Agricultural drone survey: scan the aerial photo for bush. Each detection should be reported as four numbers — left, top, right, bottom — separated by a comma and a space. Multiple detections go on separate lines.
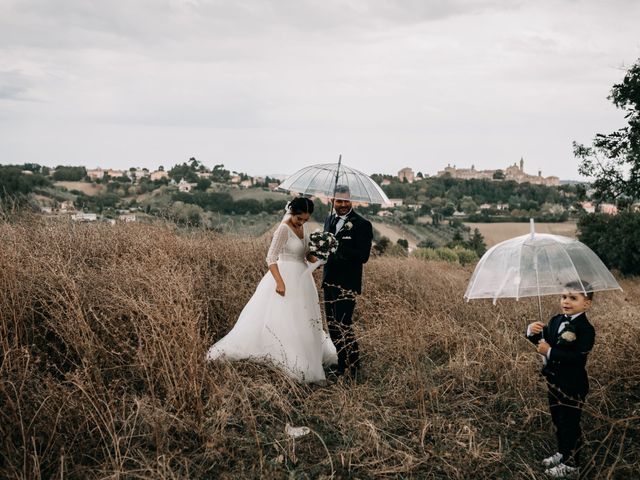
578, 212, 640, 275
453, 247, 479, 266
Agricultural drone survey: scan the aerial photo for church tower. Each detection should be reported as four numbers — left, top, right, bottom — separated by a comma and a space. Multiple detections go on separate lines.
520, 157, 524, 172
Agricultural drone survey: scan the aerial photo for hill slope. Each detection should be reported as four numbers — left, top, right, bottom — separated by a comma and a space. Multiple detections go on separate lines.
0, 219, 638, 478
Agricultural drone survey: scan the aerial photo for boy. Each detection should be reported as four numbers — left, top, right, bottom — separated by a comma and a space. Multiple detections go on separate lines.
526, 281, 595, 478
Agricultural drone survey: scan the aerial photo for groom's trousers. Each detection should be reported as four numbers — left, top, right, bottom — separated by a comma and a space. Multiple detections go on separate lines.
323, 285, 359, 374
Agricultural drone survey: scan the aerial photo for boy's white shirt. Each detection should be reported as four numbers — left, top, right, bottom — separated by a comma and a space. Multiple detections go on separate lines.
527, 312, 584, 360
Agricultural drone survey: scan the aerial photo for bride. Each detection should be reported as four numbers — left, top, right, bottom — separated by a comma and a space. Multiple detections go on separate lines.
207, 197, 338, 383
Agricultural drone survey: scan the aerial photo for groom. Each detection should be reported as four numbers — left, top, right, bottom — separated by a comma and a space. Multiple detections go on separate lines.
323, 185, 373, 380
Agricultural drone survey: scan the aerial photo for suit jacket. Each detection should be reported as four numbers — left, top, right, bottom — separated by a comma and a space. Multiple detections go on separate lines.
322, 210, 373, 294
527, 313, 595, 396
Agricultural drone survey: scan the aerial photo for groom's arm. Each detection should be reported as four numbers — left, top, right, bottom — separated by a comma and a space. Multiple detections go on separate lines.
335, 220, 373, 264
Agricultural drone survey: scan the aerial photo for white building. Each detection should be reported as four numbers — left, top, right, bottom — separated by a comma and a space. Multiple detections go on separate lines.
72, 212, 98, 222
178, 178, 197, 192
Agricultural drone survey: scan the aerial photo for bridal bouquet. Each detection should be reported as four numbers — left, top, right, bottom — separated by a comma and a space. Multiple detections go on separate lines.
309, 230, 338, 261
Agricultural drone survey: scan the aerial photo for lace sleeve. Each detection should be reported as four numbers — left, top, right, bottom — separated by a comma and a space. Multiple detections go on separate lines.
266, 224, 289, 266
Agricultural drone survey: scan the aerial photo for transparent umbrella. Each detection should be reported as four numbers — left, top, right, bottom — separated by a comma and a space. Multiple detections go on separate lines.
464, 219, 622, 321
276, 155, 391, 206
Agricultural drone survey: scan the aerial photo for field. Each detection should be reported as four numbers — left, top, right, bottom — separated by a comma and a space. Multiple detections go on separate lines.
54, 181, 105, 196
371, 220, 421, 249
464, 222, 578, 247
1, 218, 638, 479
228, 188, 290, 201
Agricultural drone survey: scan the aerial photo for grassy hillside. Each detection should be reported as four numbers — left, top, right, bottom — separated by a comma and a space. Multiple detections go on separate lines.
0, 218, 638, 478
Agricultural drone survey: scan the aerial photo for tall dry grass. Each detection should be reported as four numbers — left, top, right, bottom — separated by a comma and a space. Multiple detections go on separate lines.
0, 216, 638, 479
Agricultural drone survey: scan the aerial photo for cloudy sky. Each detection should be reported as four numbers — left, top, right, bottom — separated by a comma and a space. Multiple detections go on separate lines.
1, 0, 639, 180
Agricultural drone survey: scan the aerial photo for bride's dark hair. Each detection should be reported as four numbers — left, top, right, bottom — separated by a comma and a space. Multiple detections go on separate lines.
289, 197, 314, 215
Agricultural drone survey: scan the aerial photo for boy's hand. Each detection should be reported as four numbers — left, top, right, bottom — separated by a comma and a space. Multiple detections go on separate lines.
529, 322, 545, 335
537, 339, 550, 356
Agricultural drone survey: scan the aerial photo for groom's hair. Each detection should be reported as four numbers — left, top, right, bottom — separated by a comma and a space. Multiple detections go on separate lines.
290, 196, 314, 215
334, 185, 351, 196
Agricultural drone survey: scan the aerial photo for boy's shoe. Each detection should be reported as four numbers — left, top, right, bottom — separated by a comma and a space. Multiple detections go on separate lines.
545, 463, 579, 478
542, 452, 563, 468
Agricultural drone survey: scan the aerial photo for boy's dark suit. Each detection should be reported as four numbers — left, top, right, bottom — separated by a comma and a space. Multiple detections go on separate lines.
527, 313, 595, 466
322, 210, 373, 375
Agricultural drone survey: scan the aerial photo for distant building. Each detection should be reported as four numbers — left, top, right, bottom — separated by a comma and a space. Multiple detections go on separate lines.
150, 170, 169, 181
382, 198, 404, 208
72, 212, 97, 222
119, 213, 137, 222
398, 167, 415, 183
377, 210, 394, 217
107, 169, 125, 178
268, 182, 280, 190
600, 203, 618, 215
59, 200, 75, 213
239, 179, 253, 188
581, 201, 596, 213
230, 175, 241, 184
127, 169, 149, 182
178, 178, 197, 192
381, 179, 391, 186
437, 157, 560, 186
196, 171, 212, 179
87, 168, 105, 180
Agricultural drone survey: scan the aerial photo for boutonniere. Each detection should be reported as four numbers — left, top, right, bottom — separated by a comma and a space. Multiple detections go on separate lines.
344, 221, 353, 230
557, 323, 577, 346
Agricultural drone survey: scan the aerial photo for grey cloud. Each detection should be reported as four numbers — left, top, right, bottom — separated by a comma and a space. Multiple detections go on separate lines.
0, 70, 38, 100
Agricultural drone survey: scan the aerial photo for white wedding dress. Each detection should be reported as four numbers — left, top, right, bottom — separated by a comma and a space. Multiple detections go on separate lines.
207, 221, 338, 383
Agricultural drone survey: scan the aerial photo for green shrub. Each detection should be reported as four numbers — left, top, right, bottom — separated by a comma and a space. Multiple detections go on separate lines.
454, 248, 479, 265
578, 212, 640, 275
435, 247, 459, 263
412, 247, 439, 261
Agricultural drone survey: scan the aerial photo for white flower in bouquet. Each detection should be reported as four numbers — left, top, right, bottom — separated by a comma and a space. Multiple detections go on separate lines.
308, 230, 338, 260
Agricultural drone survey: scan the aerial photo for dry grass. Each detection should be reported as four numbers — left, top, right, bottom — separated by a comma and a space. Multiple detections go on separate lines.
0, 216, 638, 479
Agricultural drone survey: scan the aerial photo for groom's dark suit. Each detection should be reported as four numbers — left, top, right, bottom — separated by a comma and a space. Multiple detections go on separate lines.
322, 210, 373, 375
527, 312, 595, 465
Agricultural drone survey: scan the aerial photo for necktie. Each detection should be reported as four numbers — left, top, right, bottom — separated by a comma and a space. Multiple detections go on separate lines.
330, 215, 339, 234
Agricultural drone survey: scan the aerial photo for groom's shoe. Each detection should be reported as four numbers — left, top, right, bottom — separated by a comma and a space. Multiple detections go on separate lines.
341, 367, 362, 385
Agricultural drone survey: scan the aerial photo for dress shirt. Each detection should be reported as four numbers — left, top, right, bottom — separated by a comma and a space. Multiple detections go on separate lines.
334, 209, 352, 232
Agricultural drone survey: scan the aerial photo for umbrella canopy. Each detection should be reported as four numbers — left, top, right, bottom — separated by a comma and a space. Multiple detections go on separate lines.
276, 161, 391, 205
464, 222, 621, 304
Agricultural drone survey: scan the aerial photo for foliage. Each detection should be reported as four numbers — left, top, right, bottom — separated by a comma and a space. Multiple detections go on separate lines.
52, 165, 87, 181
577, 212, 640, 275
372, 236, 391, 255
396, 238, 409, 250
411, 246, 478, 265
575, 58, 640, 207
0, 165, 50, 200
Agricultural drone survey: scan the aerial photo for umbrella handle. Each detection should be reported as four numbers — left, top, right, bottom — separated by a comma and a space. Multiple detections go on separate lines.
330, 154, 342, 214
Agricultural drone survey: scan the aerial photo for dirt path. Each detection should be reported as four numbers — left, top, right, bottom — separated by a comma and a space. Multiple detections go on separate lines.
370, 221, 419, 249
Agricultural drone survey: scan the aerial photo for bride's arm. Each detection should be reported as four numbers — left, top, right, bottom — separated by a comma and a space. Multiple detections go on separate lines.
266, 224, 288, 296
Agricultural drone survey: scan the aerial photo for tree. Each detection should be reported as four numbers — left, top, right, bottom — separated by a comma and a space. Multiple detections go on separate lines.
575, 58, 640, 208
373, 236, 391, 255
492, 169, 505, 180
397, 238, 409, 250
52, 166, 87, 181
467, 228, 487, 256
